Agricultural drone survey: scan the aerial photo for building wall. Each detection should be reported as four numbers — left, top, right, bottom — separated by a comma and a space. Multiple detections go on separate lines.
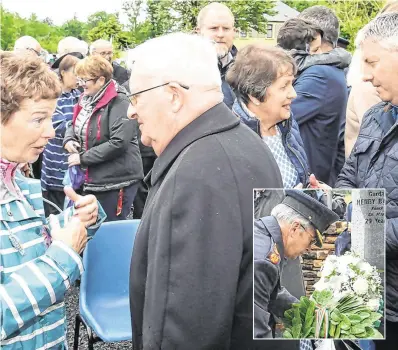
235, 21, 281, 48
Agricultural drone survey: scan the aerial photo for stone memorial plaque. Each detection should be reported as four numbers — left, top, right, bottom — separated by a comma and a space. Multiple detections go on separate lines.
351, 189, 385, 271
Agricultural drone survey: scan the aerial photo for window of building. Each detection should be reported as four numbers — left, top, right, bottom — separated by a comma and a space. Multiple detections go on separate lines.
266, 24, 273, 39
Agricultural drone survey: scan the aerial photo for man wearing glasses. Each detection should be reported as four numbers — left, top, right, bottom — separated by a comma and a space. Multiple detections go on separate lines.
90, 39, 131, 86
128, 32, 283, 349
254, 189, 339, 339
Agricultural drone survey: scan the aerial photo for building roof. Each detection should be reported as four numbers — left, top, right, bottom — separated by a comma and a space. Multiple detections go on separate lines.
264, 1, 300, 22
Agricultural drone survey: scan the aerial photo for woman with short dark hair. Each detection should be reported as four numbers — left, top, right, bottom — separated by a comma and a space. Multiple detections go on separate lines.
226, 44, 310, 188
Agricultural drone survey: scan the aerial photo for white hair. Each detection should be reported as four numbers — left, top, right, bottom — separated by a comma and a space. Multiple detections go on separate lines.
356, 12, 398, 51
271, 204, 315, 234
58, 36, 88, 56
14, 36, 40, 51
131, 32, 221, 87
90, 39, 113, 55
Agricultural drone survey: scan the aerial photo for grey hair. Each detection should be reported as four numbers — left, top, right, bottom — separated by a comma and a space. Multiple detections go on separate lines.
298, 5, 340, 47
271, 204, 315, 234
226, 44, 296, 105
356, 12, 398, 51
90, 39, 113, 55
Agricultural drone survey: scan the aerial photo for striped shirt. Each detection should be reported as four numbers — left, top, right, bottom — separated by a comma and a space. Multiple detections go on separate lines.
1, 173, 106, 349
41, 90, 80, 191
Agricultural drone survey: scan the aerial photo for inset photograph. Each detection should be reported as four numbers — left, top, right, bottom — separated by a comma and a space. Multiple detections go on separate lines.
253, 188, 385, 341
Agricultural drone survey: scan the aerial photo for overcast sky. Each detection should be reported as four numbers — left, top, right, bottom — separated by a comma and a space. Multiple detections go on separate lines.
2, 0, 131, 25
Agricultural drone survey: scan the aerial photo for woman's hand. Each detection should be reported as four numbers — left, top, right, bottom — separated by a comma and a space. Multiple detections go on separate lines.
64, 187, 98, 227
68, 153, 81, 167
65, 141, 80, 153
51, 217, 88, 254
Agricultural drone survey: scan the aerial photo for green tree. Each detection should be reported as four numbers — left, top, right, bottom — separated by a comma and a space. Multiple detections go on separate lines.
87, 11, 120, 30
61, 15, 88, 40
123, 0, 277, 44
87, 15, 133, 49
0, 7, 19, 50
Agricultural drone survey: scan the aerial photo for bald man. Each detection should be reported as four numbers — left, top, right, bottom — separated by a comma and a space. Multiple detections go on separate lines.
90, 39, 131, 86
196, 2, 237, 109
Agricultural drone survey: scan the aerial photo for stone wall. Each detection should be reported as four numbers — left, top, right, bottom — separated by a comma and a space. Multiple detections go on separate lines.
301, 221, 349, 296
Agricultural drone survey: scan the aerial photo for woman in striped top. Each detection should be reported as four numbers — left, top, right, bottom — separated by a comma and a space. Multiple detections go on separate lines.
0, 51, 105, 349
41, 54, 81, 216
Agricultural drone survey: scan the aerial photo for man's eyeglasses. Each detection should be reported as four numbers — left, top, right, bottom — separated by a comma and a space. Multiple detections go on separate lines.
99, 51, 113, 57
300, 224, 317, 246
77, 77, 97, 85
128, 82, 189, 106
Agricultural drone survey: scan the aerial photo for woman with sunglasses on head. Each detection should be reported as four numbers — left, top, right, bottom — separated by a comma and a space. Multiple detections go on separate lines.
41, 53, 82, 216
64, 55, 143, 221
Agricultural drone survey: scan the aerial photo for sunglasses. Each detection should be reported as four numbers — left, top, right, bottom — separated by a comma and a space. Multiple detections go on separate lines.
128, 82, 189, 106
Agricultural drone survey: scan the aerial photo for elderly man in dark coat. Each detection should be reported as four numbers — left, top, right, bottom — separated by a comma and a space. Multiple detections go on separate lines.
127, 32, 283, 349
254, 189, 339, 338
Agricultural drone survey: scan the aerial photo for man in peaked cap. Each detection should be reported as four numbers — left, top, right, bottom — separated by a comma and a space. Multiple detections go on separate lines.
254, 189, 339, 339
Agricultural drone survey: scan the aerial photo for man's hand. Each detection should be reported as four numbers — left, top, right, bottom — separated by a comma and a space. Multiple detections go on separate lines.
51, 217, 87, 254
68, 153, 81, 167
308, 174, 332, 191
64, 187, 98, 227
65, 141, 80, 153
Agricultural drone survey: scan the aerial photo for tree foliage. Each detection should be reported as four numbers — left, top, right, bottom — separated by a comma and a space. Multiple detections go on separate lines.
0, 0, 388, 53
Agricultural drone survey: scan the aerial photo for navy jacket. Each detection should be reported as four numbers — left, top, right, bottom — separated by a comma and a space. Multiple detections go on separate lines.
233, 99, 310, 187
336, 103, 398, 322
291, 65, 348, 186
219, 45, 237, 109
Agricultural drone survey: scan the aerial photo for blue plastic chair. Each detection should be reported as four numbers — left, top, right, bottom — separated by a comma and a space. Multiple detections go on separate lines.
73, 219, 140, 350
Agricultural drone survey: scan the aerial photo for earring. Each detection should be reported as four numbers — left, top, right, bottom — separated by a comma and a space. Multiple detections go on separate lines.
255, 101, 260, 106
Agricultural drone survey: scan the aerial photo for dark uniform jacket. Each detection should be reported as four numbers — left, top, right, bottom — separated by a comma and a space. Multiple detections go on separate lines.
129, 103, 283, 349
254, 216, 298, 339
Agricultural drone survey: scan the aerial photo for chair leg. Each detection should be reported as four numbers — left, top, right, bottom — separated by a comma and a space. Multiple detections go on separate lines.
87, 326, 95, 350
73, 315, 81, 350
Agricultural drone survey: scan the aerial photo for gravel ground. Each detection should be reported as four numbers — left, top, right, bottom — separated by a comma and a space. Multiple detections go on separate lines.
65, 285, 132, 350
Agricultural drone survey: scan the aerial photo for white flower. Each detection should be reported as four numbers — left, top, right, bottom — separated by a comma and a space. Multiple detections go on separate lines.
314, 278, 329, 291
329, 276, 343, 291
353, 277, 369, 295
367, 298, 380, 311
321, 262, 335, 277
358, 261, 373, 275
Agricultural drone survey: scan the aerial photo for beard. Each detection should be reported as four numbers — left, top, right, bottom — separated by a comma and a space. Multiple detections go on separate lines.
214, 43, 230, 60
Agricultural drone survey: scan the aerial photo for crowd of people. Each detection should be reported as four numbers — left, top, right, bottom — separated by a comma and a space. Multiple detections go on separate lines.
1, 1, 398, 349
